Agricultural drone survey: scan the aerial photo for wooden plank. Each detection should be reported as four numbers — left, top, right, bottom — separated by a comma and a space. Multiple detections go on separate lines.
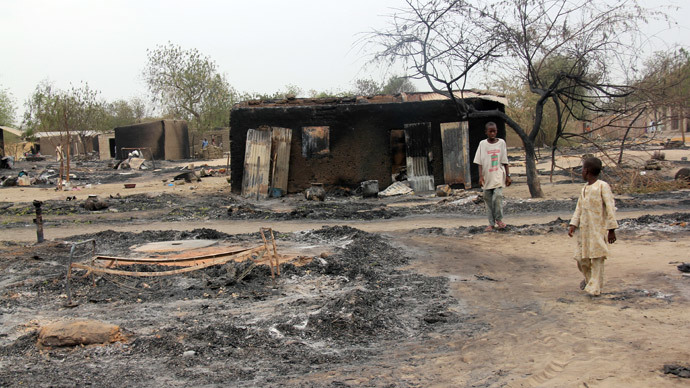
71, 250, 267, 277
460, 121, 472, 189
94, 247, 260, 267
440, 122, 464, 185
271, 127, 292, 192
241, 129, 271, 199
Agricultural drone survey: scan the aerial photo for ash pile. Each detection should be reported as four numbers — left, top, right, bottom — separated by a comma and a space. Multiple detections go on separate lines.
0, 226, 480, 387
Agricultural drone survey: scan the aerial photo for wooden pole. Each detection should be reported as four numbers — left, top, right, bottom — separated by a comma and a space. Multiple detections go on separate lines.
33, 200, 44, 243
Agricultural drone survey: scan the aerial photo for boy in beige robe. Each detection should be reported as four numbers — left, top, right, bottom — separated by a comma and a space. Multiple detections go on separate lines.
568, 157, 618, 296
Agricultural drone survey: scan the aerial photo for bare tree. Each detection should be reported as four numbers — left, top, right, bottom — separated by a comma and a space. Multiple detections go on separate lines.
23, 81, 108, 188
367, 0, 659, 197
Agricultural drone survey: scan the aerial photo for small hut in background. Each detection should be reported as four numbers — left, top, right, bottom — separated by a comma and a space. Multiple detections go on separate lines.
114, 120, 189, 160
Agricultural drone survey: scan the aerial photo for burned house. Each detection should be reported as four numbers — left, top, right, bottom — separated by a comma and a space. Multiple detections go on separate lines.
229, 92, 506, 198
97, 132, 116, 160
1, 126, 24, 157
32, 131, 99, 157
114, 120, 190, 160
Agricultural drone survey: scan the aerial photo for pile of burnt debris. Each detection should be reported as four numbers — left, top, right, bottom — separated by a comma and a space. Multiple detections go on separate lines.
408, 212, 690, 237
2, 189, 689, 232
0, 157, 227, 189
0, 226, 481, 387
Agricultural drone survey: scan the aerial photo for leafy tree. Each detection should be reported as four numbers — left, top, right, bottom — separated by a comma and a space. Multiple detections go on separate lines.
0, 86, 16, 127
351, 75, 417, 96
636, 48, 689, 133
368, 0, 658, 197
143, 42, 237, 131
307, 89, 347, 98
241, 84, 306, 101
381, 75, 417, 94
352, 78, 382, 96
107, 97, 152, 129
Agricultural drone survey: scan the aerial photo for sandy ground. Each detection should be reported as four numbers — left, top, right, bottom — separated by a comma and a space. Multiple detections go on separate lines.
1, 147, 689, 387
390, 232, 690, 387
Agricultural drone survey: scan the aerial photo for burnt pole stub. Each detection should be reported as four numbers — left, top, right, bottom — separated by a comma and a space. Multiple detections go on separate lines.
33, 200, 44, 243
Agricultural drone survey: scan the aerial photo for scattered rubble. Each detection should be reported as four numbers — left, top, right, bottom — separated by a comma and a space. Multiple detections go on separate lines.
663, 364, 690, 378
378, 181, 413, 197
304, 183, 326, 201
0, 226, 470, 387
676, 167, 690, 183
83, 195, 109, 211
38, 320, 127, 348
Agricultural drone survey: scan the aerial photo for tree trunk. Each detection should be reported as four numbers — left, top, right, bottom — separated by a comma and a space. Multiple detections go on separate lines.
522, 139, 544, 198
618, 108, 646, 165
65, 131, 71, 183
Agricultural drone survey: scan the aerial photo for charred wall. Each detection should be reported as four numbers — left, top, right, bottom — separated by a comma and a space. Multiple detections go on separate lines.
114, 120, 189, 160
37, 134, 96, 157
162, 120, 190, 160
230, 99, 504, 194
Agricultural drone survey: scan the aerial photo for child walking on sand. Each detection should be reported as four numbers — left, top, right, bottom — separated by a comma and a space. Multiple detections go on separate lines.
473, 122, 512, 231
568, 157, 618, 296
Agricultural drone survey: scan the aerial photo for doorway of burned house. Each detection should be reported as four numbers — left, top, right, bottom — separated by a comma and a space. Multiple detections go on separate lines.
396, 122, 434, 192
108, 138, 116, 158
389, 129, 406, 182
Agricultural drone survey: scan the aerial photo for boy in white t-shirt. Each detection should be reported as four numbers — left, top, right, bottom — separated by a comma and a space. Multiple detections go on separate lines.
473, 122, 512, 231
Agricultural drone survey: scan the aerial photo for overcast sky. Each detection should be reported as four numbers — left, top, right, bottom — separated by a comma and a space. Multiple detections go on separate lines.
1, 0, 689, 126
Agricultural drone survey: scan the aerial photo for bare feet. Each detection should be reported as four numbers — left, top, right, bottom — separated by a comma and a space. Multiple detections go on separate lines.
496, 221, 507, 229
485, 225, 494, 232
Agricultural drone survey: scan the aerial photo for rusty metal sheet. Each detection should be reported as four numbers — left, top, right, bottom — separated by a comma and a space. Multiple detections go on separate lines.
460, 121, 471, 189
440, 121, 471, 188
302, 126, 329, 158
271, 127, 292, 192
241, 129, 271, 199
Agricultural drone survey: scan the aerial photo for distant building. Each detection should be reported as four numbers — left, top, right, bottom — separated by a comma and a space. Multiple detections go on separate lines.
114, 120, 190, 160
0, 126, 23, 157
32, 131, 99, 157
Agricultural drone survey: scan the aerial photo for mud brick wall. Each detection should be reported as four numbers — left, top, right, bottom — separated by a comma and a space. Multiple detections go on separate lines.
97, 133, 115, 160
201, 145, 225, 159
230, 99, 505, 194
162, 120, 190, 160
38, 134, 96, 157
189, 128, 230, 158
115, 120, 189, 160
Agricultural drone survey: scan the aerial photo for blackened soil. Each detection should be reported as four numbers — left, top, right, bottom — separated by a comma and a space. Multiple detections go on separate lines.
0, 226, 479, 387
2, 185, 689, 229
226, 190, 690, 221
408, 212, 690, 238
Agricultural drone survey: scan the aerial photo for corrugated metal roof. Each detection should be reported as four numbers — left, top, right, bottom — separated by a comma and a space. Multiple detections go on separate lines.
0, 126, 23, 137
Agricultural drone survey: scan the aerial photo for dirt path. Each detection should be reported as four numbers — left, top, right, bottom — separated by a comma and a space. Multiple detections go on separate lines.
2, 208, 685, 243
291, 232, 690, 387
